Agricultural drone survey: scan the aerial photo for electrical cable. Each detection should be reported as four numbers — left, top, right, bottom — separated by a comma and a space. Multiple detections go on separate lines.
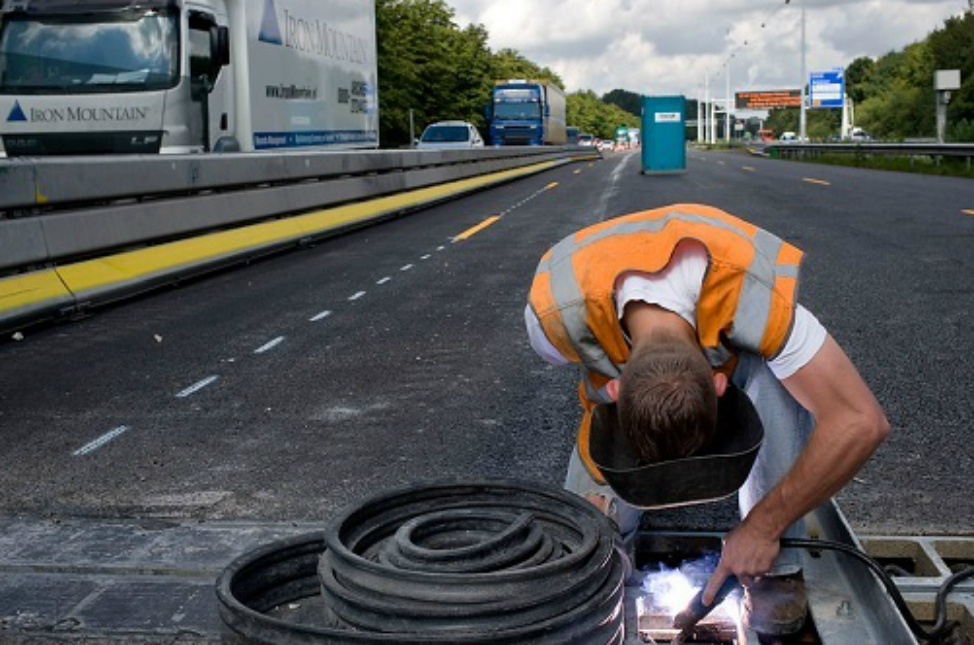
780, 537, 974, 642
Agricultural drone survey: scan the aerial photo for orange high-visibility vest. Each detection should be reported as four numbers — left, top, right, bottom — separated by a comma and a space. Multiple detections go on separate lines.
528, 204, 804, 481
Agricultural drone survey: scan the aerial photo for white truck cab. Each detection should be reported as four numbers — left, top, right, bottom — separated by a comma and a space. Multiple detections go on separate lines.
0, 0, 378, 156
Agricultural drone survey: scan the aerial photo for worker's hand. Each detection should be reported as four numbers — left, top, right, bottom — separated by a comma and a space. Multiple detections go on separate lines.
701, 520, 780, 605
584, 493, 611, 514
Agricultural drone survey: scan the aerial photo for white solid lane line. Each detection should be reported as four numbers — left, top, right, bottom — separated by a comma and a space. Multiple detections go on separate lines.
73, 425, 131, 456
255, 337, 285, 354
176, 375, 219, 398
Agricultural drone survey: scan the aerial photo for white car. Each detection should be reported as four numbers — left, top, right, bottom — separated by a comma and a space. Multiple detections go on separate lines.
416, 121, 485, 150
779, 131, 798, 142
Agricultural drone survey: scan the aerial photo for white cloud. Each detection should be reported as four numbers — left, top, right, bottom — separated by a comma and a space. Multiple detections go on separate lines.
448, 0, 965, 97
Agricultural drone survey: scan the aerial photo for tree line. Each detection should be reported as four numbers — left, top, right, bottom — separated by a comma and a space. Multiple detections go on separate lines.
376, 0, 638, 147
764, 9, 973, 142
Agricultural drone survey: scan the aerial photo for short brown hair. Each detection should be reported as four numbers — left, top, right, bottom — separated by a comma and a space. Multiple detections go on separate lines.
618, 339, 718, 465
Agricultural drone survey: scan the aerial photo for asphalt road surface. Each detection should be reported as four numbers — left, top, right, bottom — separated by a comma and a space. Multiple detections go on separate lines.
2, 149, 973, 540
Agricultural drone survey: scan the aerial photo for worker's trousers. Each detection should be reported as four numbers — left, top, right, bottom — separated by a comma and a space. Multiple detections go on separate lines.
564, 352, 813, 576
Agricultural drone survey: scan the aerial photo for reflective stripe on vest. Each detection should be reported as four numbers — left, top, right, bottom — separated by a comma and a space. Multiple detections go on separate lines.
584, 374, 616, 405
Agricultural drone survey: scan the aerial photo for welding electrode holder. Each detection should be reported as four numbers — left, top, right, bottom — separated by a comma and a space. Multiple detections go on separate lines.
671, 574, 740, 638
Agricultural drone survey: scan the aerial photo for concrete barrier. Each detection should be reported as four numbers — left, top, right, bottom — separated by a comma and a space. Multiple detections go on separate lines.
0, 149, 596, 332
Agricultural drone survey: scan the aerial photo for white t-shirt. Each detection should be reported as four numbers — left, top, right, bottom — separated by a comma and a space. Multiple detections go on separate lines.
525, 240, 827, 380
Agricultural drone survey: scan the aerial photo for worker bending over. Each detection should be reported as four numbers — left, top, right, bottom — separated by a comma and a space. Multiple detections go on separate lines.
525, 203, 889, 636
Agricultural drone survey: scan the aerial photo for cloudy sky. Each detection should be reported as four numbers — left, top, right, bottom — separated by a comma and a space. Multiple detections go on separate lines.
448, 0, 967, 100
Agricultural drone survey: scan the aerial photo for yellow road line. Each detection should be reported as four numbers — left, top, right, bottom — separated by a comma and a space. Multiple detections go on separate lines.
546, 182, 560, 189
0, 270, 73, 312
963, 210, 974, 216
3, 160, 562, 319
454, 216, 501, 242
743, 166, 756, 172
802, 177, 831, 186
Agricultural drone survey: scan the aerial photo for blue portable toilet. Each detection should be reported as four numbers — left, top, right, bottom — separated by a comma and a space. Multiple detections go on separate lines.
641, 96, 687, 174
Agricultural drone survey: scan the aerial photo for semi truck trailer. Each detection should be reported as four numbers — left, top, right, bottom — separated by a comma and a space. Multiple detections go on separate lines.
0, 0, 379, 156
488, 80, 566, 146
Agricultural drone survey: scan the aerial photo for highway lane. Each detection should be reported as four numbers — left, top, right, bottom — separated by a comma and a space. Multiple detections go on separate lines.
0, 150, 972, 538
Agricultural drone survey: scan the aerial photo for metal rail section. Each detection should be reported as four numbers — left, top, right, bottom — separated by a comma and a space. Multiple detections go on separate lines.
769, 142, 974, 168
0, 147, 597, 333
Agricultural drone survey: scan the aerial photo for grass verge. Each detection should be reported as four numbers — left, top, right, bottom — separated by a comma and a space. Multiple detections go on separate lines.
783, 151, 974, 179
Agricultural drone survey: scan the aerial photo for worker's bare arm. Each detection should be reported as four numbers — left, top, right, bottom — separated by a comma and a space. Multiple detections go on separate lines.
702, 334, 889, 603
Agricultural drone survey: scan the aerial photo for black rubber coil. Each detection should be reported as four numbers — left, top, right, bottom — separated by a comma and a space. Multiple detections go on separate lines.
217, 479, 625, 644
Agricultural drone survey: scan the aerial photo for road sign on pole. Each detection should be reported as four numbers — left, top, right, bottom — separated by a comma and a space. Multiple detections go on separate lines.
809, 69, 845, 109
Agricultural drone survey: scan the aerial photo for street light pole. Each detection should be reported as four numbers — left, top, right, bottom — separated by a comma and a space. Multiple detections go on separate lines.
725, 56, 732, 143
800, 0, 807, 142
787, 0, 808, 142
702, 71, 709, 144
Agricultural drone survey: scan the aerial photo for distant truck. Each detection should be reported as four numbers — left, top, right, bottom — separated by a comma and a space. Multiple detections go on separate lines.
488, 80, 566, 146
0, 0, 379, 156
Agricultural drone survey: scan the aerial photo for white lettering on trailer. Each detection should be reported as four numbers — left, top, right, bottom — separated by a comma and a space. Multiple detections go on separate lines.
28, 106, 149, 123
282, 10, 370, 64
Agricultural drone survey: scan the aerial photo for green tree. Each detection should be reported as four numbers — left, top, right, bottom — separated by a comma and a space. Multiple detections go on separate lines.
602, 89, 642, 117
764, 107, 798, 136
857, 41, 935, 139
376, 0, 497, 147
374, 0, 640, 147
846, 56, 876, 104
491, 49, 564, 88
567, 90, 638, 139
928, 12, 974, 135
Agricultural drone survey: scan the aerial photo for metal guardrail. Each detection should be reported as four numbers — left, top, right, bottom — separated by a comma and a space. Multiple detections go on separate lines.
0, 146, 597, 332
768, 142, 974, 169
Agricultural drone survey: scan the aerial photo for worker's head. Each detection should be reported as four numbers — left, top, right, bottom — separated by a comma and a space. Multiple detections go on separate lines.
606, 333, 727, 465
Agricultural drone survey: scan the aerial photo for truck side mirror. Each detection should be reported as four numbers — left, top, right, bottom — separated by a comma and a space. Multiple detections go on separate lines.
216, 26, 230, 66
209, 25, 229, 80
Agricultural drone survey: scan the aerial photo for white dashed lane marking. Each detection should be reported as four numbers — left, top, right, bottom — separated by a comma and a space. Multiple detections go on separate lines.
349, 291, 366, 301
73, 425, 131, 456
310, 310, 332, 322
254, 337, 285, 354
176, 376, 219, 398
